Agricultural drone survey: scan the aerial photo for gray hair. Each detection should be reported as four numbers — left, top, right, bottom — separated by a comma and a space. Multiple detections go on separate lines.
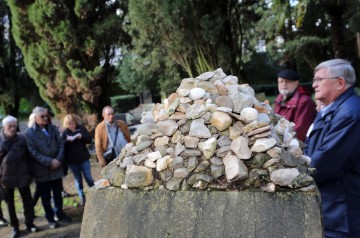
32, 106, 48, 117
2, 115, 17, 126
315, 59, 356, 86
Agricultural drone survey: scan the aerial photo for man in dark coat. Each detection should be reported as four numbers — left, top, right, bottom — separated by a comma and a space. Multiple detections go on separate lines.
305, 59, 360, 238
274, 69, 316, 141
25, 107, 71, 229
0, 116, 39, 238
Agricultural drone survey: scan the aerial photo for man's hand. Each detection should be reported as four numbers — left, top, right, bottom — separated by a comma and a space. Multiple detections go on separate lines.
50, 159, 61, 170
99, 159, 107, 168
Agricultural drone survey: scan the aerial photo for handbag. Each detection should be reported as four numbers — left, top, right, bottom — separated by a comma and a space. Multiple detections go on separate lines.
103, 126, 119, 163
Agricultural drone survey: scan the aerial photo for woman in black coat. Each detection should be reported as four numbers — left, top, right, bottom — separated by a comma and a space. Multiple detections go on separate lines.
61, 114, 94, 205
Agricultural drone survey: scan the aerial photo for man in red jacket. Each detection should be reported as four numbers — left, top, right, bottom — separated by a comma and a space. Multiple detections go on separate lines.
274, 69, 316, 141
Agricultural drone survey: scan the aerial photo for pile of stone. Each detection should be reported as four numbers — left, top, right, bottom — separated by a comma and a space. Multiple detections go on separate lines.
101, 68, 315, 192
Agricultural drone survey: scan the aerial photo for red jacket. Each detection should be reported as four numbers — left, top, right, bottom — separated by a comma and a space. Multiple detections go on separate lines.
274, 86, 316, 141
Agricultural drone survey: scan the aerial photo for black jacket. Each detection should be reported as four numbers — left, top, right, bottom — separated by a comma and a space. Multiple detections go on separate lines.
62, 125, 92, 164
0, 131, 33, 188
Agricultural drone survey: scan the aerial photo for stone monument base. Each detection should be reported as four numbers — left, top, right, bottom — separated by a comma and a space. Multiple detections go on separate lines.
80, 187, 323, 238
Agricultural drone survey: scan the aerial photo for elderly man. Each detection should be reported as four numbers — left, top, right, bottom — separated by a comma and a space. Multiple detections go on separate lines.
274, 69, 316, 141
305, 59, 360, 238
0, 116, 39, 238
95, 106, 131, 167
25, 107, 71, 229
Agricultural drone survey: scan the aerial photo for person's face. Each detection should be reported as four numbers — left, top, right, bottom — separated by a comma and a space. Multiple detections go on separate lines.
278, 78, 299, 97
35, 112, 49, 127
3, 122, 17, 138
68, 120, 76, 131
103, 108, 115, 123
312, 68, 344, 106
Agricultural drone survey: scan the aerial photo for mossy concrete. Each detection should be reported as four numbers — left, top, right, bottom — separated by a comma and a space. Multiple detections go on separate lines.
80, 188, 323, 238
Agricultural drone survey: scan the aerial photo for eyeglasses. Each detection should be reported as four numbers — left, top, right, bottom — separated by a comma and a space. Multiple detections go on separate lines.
312, 77, 339, 84
40, 115, 49, 119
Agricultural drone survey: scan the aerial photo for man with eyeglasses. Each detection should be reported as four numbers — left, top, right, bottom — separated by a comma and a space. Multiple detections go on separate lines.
305, 59, 360, 238
25, 107, 71, 229
95, 106, 131, 167
274, 69, 316, 141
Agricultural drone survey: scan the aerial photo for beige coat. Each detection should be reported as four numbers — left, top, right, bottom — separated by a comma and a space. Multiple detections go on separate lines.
95, 120, 131, 165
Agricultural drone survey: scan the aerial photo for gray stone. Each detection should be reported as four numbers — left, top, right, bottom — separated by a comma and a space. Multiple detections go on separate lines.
124, 165, 153, 188
187, 157, 198, 173
230, 136, 252, 160
251, 138, 276, 152
194, 160, 210, 173
217, 136, 232, 147
270, 168, 300, 187
154, 136, 170, 147
231, 93, 254, 113
157, 120, 179, 136
136, 123, 157, 136
135, 141, 152, 152
198, 137, 217, 159
81, 189, 323, 238
186, 104, 207, 119
223, 152, 248, 182
169, 156, 184, 170
211, 164, 225, 178
215, 95, 234, 109
165, 177, 183, 191
184, 136, 200, 148
216, 145, 231, 158
174, 168, 189, 178
189, 119, 211, 138
210, 157, 223, 166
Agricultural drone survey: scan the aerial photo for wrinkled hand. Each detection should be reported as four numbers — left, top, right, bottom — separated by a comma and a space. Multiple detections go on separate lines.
50, 159, 61, 170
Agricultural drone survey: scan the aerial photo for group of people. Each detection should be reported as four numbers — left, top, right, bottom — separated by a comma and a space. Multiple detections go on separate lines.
0, 59, 359, 238
0, 104, 131, 238
275, 59, 360, 238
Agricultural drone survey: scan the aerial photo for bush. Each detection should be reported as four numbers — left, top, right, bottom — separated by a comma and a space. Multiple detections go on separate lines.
111, 95, 140, 113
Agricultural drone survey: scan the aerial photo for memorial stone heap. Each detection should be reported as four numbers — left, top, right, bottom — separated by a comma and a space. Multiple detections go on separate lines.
101, 68, 316, 193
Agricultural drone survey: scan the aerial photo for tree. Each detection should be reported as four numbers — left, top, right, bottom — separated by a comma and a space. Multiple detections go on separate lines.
7, 0, 131, 118
118, 0, 264, 98
0, 1, 39, 117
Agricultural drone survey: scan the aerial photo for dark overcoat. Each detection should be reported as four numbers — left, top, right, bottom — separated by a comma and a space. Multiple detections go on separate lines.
305, 87, 360, 237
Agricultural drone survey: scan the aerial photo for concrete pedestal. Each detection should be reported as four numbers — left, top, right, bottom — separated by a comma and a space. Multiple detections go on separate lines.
80, 187, 323, 238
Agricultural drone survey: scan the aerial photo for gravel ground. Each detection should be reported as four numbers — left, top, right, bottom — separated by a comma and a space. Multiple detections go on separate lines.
0, 156, 102, 238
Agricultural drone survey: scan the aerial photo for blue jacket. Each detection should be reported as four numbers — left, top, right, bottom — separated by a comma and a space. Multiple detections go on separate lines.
25, 123, 64, 183
305, 87, 360, 237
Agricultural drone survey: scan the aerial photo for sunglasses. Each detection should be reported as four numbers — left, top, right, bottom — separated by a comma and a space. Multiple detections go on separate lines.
40, 115, 49, 119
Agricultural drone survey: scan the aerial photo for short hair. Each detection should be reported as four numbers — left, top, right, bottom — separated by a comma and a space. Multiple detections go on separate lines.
32, 106, 48, 117
315, 59, 356, 86
63, 114, 81, 128
102, 106, 114, 116
2, 115, 17, 126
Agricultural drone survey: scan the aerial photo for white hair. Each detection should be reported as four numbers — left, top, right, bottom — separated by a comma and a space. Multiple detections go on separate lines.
2, 115, 17, 126
28, 113, 36, 128
32, 106, 48, 117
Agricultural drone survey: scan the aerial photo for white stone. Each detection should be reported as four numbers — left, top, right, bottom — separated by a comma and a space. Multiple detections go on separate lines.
230, 136, 252, 160
223, 75, 238, 85
120, 184, 128, 189
156, 156, 173, 172
196, 71, 215, 80
300, 155, 312, 165
223, 152, 248, 182
240, 107, 258, 123
147, 151, 162, 162
189, 87, 206, 100
144, 159, 156, 168
257, 113, 270, 123
198, 137, 217, 159
186, 104, 207, 119
177, 88, 190, 97
289, 139, 300, 147
230, 93, 254, 113
270, 168, 300, 186
251, 138, 276, 152
260, 183, 276, 193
